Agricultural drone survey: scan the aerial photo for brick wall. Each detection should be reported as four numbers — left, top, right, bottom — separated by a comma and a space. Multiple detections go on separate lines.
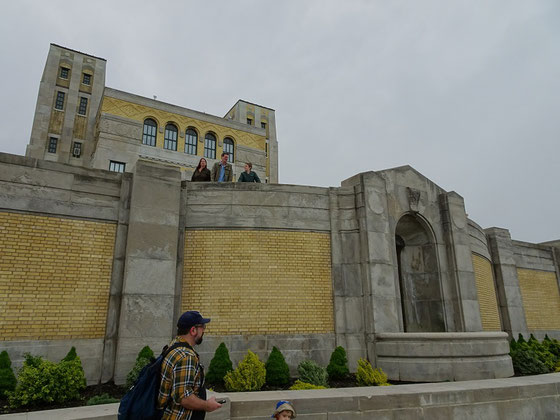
0, 212, 116, 340
518, 268, 560, 330
472, 253, 501, 331
182, 229, 334, 335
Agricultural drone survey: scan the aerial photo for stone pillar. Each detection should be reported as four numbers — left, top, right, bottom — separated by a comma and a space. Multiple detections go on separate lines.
439, 192, 483, 331
343, 172, 400, 361
101, 173, 132, 383
113, 161, 182, 383
486, 227, 528, 338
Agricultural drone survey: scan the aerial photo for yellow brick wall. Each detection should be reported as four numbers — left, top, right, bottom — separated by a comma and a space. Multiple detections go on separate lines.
0, 212, 116, 340
183, 230, 334, 335
471, 254, 501, 331
518, 268, 560, 330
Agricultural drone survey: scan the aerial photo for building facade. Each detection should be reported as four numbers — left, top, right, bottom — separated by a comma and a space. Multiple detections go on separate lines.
26, 44, 278, 183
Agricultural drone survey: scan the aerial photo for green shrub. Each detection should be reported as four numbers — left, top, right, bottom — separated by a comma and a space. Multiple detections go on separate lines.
0, 351, 17, 398
86, 393, 120, 405
289, 380, 327, 390
125, 346, 155, 389
265, 346, 290, 386
9, 352, 86, 408
297, 360, 328, 387
62, 346, 78, 362
224, 351, 266, 392
510, 337, 553, 376
327, 346, 349, 380
356, 358, 389, 386
206, 343, 233, 386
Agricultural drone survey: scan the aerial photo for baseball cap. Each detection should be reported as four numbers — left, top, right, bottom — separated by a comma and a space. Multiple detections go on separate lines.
177, 310, 211, 330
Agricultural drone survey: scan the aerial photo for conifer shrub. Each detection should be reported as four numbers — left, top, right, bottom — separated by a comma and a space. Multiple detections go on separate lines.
356, 358, 389, 386
125, 346, 155, 389
327, 346, 349, 380
289, 380, 327, 390
265, 346, 290, 386
510, 335, 554, 376
224, 351, 266, 392
9, 351, 86, 408
0, 351, 17, 398
206, 342, 233, 386
297, 360, 328, 387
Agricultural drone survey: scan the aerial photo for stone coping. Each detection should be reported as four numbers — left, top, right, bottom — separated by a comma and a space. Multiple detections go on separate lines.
375, 331, 509, 340
2, 374, 559, 419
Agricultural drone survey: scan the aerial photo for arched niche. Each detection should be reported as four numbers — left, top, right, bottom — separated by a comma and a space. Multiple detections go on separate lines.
395, 214, 445, 332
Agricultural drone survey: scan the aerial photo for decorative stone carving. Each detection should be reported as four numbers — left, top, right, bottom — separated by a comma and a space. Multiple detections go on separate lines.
407, 187, 421, 212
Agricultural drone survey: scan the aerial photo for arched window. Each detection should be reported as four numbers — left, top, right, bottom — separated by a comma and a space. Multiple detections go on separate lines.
204, 133, 216, 159
142, 119, 157, 146
185, 128, 197, 155
223, 137, 234, 162
164, 123, 178, 151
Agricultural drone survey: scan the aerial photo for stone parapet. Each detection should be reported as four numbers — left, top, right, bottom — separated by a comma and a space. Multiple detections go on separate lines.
375, 332, 513, 382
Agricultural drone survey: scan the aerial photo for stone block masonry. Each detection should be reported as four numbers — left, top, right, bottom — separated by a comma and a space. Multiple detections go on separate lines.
183, 229, 334, 335
0, 211, 116, 340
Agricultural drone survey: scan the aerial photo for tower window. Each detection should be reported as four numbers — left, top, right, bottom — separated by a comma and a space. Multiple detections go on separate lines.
261, 122, 266, 129
204, 133, 216, 159
247, 118, 252, 126
185, 128, 197, 155
164, 124, 178, 151
48, 137, 58, 153
109, 160, 126, 173
82, 73, 91, 85
59, 67, 69, 79
55, 91, 65, 110
78, 97, 88, 115
142, 118, 157, 146
223, 137, 234, 162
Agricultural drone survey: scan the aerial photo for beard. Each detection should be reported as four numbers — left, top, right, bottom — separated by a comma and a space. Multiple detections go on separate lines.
196, 335, 203, 345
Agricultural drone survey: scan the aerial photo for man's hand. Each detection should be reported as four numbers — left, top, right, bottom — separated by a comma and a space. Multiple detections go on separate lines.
206, 396, 222, 412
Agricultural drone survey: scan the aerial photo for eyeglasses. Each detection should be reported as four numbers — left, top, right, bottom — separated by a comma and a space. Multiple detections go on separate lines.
194, 324, 206, 330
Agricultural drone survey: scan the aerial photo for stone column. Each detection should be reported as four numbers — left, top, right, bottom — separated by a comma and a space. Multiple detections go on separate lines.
439, 192, 483, 331
486, 227, 528, 338
113, 161, 182, 383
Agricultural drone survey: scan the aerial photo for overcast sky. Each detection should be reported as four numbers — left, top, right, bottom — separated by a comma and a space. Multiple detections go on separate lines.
1, 1, 558, 243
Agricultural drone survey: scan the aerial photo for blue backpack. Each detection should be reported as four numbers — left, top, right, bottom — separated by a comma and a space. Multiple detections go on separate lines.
118, 343, 189, 420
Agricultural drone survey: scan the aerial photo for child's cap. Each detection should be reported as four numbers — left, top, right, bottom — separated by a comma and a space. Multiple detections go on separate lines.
271, 400, 297, 418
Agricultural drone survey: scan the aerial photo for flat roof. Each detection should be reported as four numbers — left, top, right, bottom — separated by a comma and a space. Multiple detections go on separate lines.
50, 43, 107, 61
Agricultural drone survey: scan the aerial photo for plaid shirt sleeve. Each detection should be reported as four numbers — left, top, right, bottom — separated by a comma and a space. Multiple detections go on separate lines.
170, 352, 197, 404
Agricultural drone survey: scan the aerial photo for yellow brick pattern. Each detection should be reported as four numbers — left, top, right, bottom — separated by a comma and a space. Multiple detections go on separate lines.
471, 254, 501, 331
183, 230, 334, 335
518, 268, 560, 330
0, 212, 116, 340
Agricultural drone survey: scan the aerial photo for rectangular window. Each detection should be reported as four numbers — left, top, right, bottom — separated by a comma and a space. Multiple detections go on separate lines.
72, 142, 82, 158
247, 118, 252, 125
109, 160, 126, 173
60, 67, 69, 79
78, 97, 88, 115
48, 137, 58, 153
82, 73, 91, 85
261, 122, 266, 129
55, 91, 65, 110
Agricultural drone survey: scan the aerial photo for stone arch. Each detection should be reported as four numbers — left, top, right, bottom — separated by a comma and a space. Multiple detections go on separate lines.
395, 213, 445, 332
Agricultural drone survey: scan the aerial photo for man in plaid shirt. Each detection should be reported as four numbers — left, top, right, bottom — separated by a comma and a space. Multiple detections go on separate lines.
158, 311, 222, 419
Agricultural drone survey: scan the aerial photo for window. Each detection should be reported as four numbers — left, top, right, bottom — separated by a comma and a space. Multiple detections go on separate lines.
247, 118, 252, 125
164, 124, 178, 151
265, 142, 268, 157
223, 137, 234, 162
82, 73, 91, 85
204, 133, 216, 159
72, 142, 82, 158
185, 128, 197, 155
48, 137, 58, 153
142, 118, 157, 146
55, 91, 65, 110
78, 97, 88, 115
109, 160, 126, 173
59, 67, 69, 79
261, 122, 266, 129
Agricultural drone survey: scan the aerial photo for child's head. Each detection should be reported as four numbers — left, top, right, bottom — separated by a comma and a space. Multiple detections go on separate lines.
272, 400, 296, 419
